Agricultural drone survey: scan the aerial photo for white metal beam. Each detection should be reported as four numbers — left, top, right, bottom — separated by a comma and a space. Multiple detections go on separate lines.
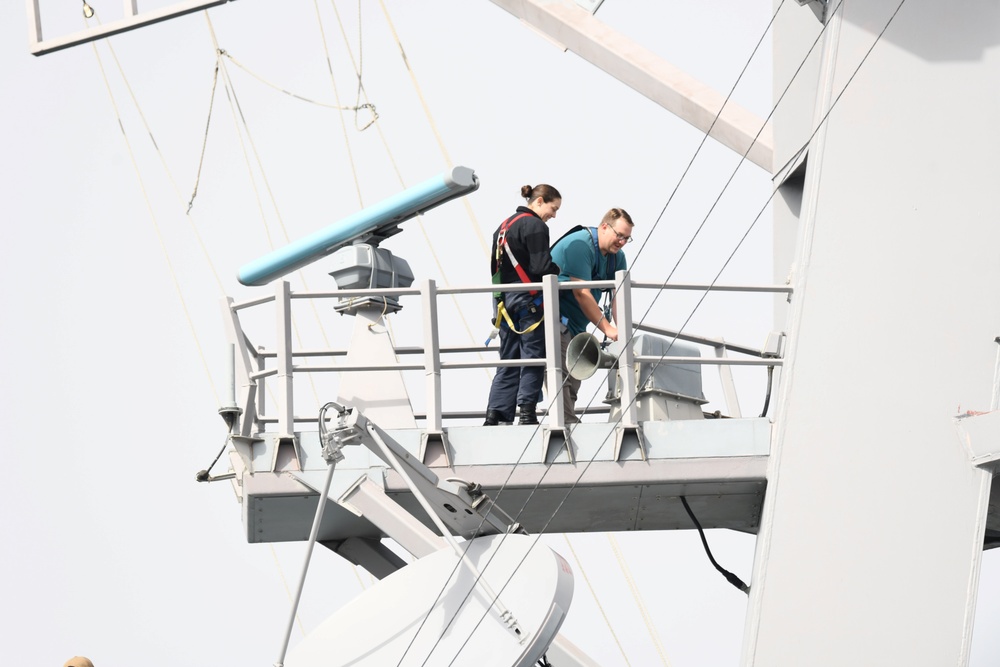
487, 0, 773, 171
27, 0, 232, 56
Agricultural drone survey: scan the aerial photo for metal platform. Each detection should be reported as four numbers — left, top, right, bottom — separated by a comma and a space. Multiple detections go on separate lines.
234, 417, 771, 547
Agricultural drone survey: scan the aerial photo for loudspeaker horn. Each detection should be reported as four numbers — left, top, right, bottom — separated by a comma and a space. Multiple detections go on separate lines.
565, 333, 617, 380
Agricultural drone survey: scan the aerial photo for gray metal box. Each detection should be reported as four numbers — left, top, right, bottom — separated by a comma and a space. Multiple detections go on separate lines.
328, 244, 414, 291
629, 334, 706, 404
606, 334, 707, 422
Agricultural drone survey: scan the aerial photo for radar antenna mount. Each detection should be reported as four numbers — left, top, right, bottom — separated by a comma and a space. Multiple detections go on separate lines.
237, 166, 479, 288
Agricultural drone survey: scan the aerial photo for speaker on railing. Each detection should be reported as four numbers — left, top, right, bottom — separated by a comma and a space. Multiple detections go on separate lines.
565, 333, 617, 380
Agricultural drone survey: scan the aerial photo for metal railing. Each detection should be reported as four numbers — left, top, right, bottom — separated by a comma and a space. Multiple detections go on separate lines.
221, 273, 790, 437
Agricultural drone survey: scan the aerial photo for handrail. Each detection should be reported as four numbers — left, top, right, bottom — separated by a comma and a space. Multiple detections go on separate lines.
253, 344, 504, 359
221, 276, 788, 434
633, 323, 768, 358
252, 405, 613, 424
631, 281, 793, 294
230, 278, 791, 309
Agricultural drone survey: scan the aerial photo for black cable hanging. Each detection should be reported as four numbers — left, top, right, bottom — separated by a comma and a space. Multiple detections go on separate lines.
680, 496, 750, 594
195, 432, 231, 483
759, 364, 775, 418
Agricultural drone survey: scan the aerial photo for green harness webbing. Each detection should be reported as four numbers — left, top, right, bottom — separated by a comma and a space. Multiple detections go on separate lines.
485, 212, 544, 344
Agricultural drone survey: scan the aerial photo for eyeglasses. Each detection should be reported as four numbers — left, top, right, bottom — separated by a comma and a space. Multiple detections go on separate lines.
606, 223, 633, 244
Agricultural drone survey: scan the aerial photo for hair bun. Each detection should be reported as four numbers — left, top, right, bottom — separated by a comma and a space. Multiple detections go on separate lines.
520, 185, 534, 199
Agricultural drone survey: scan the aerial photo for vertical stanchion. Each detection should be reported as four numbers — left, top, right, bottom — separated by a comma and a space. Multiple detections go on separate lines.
614, 270, 638, 429
276, 281, 294, 438
421, 279, 443, 432
542, 275, 565, 429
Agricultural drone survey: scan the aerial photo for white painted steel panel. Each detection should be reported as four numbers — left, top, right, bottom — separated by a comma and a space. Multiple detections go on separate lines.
748, 2, 1000, 664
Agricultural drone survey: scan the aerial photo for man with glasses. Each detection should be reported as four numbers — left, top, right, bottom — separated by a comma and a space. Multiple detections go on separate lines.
550, 208, 634, 425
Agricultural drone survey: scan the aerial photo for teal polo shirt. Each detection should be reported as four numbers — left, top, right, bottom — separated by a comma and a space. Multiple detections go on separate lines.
550, 228, 627, 336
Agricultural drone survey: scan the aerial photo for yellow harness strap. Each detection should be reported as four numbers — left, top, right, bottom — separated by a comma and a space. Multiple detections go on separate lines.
485, 301, 543, 344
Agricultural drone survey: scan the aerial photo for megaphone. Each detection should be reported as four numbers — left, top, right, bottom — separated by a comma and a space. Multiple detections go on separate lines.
565, 333, 617, 380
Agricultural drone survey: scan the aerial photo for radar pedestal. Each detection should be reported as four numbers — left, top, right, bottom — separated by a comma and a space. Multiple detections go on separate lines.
235, 166, 480, 431
328, 244, 414, 316
329, 244, 417, 429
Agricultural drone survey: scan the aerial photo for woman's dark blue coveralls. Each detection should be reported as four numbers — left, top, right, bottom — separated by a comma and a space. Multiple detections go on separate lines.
485, 206, 560, 425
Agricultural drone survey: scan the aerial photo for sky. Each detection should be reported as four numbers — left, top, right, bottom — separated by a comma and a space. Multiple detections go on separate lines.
2, 1, 998, 665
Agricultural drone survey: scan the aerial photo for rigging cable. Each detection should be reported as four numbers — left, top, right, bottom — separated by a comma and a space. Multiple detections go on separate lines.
205, 15, 340, 413
211, 41, 373, 624
93, 16, 319, 638
340, 0, 378, 131
100, 32, 228, 297
83, 8, 320, 640
562, 535, 632, 666
556, 0, 902, 601
503, 0, 907, 627
202, 17, 343, 379
94, 0, 904, 660
403, 5, 789, 664
414, 0, 910, 661
187, 60, 220, 215
97, 10, 335, 444
109, 19, 324, 419
106, 5, 384, 625
312, 0, 366, 208
563, 0, 839, 458
85, 24, 221, 408
179, 5, 499, 444
319, 0, 496, 378
211, 53, 291, 252
366, 0, 497, 351
377, 0, 492, 260
87, 2, 422, 638
607, 534, 673, 665
202, 2, 509, 621
208, 50, 275, 249
574, 0, 843, 483
611, 0, 911, 474
316, 0, 399, 333
617, 0, 848, 364
218, 49, 378, 115
246, 0, 484, 368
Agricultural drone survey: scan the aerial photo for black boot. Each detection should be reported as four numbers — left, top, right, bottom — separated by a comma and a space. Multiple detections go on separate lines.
484, 409, 502, 426
518, 405, 539, 425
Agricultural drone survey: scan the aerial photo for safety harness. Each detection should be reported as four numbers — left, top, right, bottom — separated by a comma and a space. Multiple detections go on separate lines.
485, 223, 618, 345
486, 213, 545, 343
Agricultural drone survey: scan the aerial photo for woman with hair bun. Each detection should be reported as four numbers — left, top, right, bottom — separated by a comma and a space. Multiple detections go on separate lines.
484, 184, 562, 426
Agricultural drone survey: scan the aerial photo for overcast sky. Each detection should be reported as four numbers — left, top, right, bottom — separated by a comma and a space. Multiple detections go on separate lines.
2, 1, 998, 665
